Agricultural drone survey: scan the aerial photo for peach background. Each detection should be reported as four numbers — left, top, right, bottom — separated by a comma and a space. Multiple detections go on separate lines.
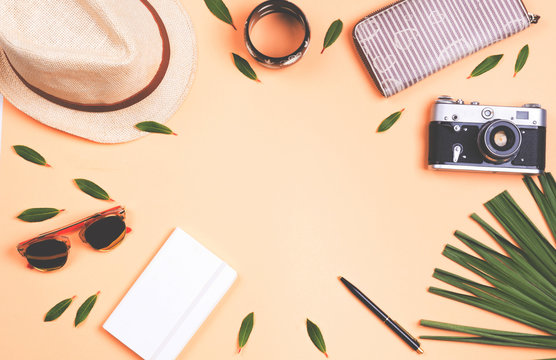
1, 0, 555, 359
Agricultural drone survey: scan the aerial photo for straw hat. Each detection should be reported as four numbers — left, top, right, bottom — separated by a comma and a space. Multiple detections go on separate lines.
0, 0, 197, 143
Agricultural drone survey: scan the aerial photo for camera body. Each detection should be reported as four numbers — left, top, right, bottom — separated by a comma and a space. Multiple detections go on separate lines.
428, 96, 547, 174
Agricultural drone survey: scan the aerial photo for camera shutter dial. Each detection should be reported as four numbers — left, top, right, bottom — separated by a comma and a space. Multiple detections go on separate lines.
436, 95, 456, 104
481, 107, 494, 119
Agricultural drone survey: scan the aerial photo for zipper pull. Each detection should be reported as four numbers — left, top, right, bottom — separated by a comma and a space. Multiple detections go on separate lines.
528, 13, 540, 24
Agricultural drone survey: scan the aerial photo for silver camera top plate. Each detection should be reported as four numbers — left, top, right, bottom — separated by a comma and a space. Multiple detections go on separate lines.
433, 96, 547, 127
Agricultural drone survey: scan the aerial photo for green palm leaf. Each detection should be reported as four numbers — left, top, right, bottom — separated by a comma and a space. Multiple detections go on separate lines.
422, 173, 556, 349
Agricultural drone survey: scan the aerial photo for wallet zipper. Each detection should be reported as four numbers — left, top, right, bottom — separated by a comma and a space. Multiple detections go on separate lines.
362, 0, 408, 21
527, 13, 540, 24
362, 0, 539, 24
516, 0, 540, 23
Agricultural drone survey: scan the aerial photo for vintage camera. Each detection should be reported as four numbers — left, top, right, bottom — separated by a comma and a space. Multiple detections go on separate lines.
428, 96, 547, 174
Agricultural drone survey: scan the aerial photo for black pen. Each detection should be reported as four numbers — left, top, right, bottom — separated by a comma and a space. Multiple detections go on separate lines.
339, 276, 424, 354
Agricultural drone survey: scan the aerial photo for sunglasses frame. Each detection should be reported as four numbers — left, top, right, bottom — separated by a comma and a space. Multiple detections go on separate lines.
17, 206, 130, 270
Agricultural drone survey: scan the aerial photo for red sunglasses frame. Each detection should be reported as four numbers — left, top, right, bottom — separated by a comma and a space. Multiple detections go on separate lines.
17, 206, 131, 270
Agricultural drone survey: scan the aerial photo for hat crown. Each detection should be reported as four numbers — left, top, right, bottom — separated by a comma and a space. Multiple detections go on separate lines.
0, 0, 163, 105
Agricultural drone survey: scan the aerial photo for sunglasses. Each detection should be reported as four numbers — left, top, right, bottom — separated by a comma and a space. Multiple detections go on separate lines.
17, 206, 131, 271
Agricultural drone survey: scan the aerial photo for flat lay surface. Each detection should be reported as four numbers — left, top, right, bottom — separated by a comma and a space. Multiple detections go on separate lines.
0, 0, 555, 359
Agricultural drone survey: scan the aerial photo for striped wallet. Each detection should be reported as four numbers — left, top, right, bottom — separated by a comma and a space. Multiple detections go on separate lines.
353, 0, 539, 97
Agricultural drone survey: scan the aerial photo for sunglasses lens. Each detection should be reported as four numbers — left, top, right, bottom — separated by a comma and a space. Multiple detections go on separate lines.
84, 216, 126, 250
25, 239, 68, 271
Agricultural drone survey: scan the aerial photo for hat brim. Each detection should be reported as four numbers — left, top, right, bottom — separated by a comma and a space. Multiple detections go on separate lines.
0, 0, 197, 144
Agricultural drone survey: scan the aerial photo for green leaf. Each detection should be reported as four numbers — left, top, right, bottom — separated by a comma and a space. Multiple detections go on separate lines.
420, 320, 556, 349
135, 121, 176, 135
232, 53, 260, 82
485, 191, 556, 280
377, 109, 405, 132
322, 19, 343, 54
428, 287, 556, 334
523, 174, 556, 243
441, 243, 556, 310
13, 145, 50, 167
433, 268, 556, 320
421, 320, 556, 344
424, 173, 556, 349
75, 291, 99, 327
514, 45, 529, 77
467, 54, 503, 78
421, 320, 552, 338
74, 179, 112, 201
17, 208, 64, 222
469, 213, 555, 296
306, 318, 328, 357
237, 312, 254, 353
44, 296, 75, 322
454, 231, 556, 310
204, 0, 236, 30
419, 335, 556, 349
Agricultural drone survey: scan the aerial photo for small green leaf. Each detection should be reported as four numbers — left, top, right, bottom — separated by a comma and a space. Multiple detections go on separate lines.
377, 109, 405, 132
75, 291, 99, 327
135, 121, 177, 135
467, 54, 503, 78
13, 145, 50, 167
232, 53, 260, 82
514, 45, 529, 77
306, 318, 328, 357
74, 179, 112, 201
238, 312, 254, 353
322, 19, 343, 54
44, 296, 75, 322
204, 0, 236, 30
17, 208, 64, 222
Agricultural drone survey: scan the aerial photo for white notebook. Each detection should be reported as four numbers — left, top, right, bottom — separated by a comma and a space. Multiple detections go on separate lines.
103, 228, 237, 360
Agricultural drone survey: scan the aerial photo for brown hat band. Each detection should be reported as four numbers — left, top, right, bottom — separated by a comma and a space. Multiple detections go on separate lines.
4, 0, 170, 113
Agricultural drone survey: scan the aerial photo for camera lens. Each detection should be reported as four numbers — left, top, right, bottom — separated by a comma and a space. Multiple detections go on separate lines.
478, 120, 522, 163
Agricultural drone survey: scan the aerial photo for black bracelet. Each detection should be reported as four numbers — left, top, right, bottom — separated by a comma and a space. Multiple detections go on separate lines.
244, 0, 310, 69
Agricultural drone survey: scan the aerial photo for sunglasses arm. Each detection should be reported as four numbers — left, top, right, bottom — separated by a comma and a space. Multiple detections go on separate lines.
17, 206, 125, 247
